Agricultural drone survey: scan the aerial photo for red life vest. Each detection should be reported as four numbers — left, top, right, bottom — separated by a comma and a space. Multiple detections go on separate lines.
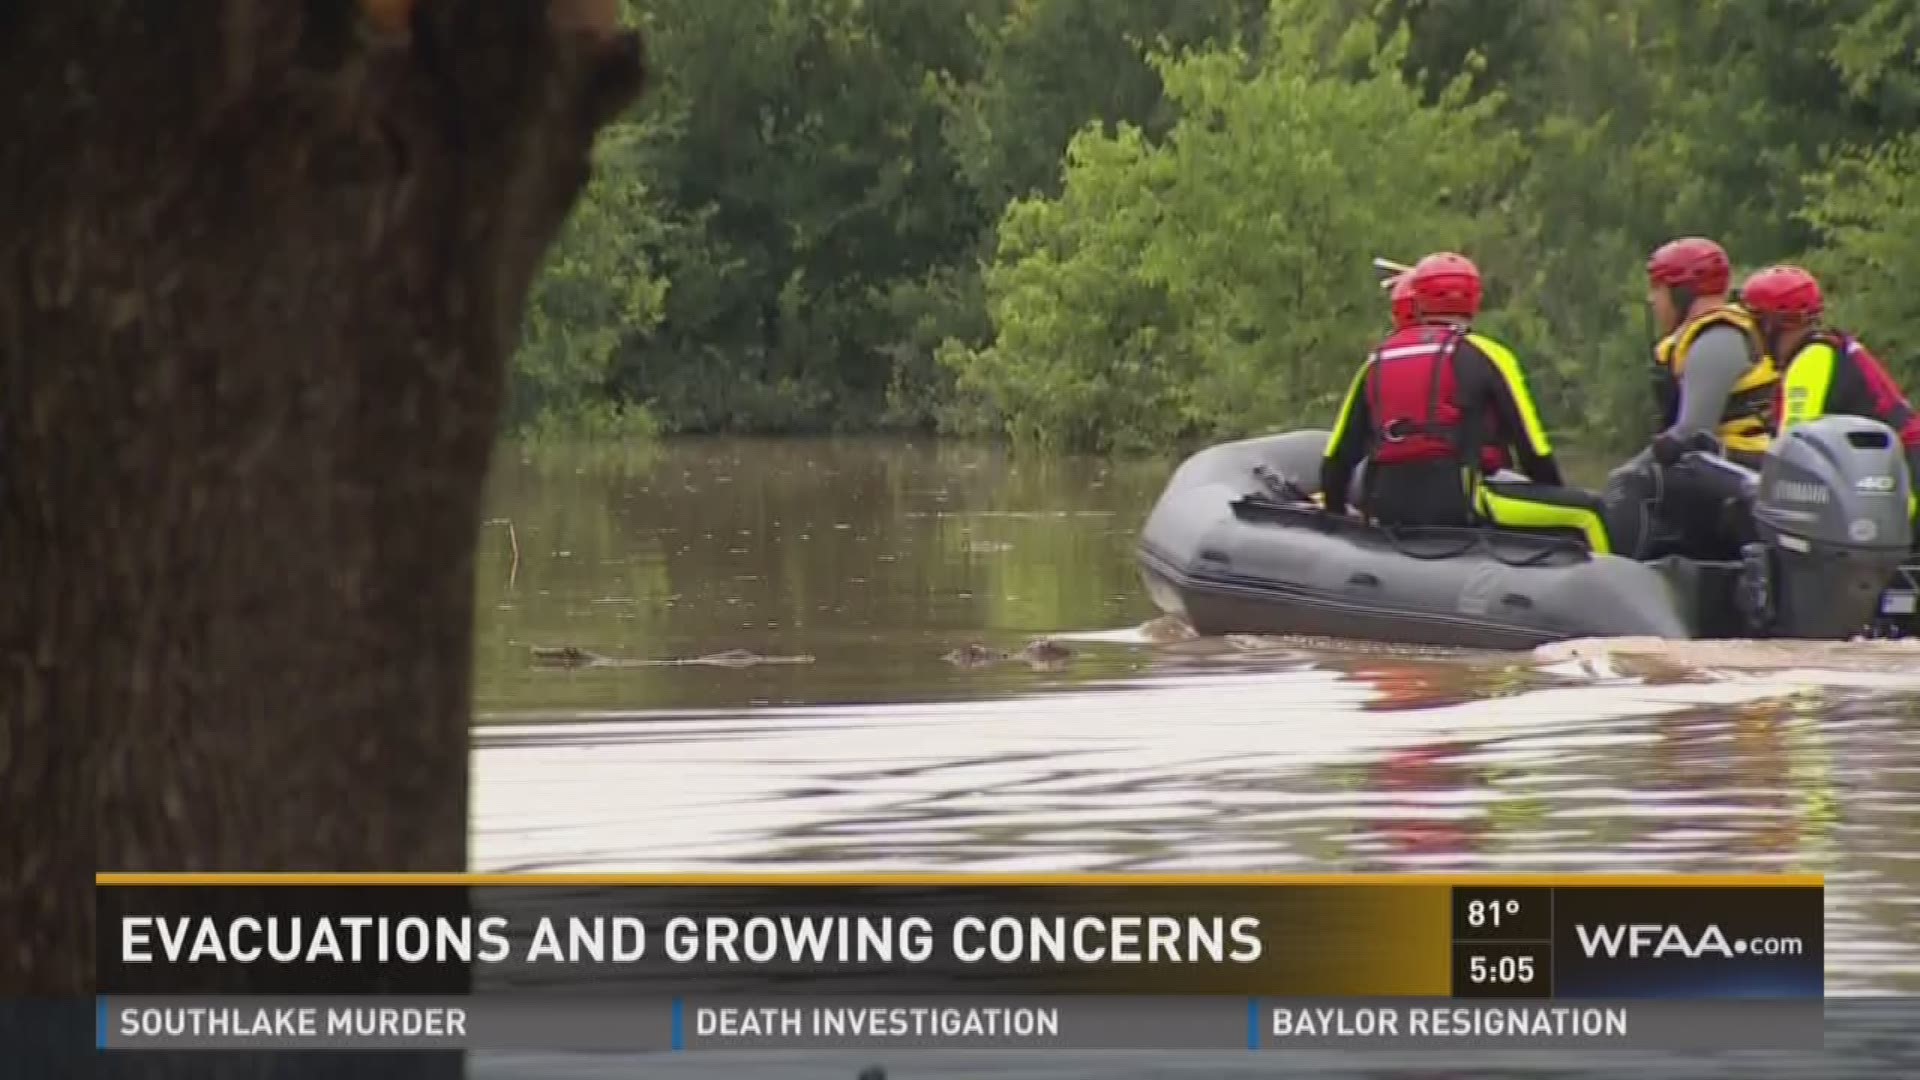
1362, 324, 1507, 472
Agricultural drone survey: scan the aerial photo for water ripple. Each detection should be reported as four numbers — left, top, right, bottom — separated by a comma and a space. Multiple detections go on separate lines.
475, 659, 1920, 996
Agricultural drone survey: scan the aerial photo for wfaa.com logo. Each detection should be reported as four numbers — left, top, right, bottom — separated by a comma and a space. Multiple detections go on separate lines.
1573, 924, 1807, 960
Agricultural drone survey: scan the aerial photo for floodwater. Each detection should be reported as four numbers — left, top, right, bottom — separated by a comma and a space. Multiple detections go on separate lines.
469, 437, 1920, 1078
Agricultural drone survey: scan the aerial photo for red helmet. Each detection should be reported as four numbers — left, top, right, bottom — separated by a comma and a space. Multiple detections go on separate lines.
1405, 252, 1482, 319
1389, 273, 1418, 328
1647, 237, 1731, 294
1740, 264, 1823, 326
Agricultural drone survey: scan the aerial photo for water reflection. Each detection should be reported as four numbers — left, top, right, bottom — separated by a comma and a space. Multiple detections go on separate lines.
473, 675, 1920, 989
474, 438, 1173, 714
1361, 742, 1487, 860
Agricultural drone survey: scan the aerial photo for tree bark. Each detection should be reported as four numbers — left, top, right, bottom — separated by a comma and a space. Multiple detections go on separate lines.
0, 0, 643, 1066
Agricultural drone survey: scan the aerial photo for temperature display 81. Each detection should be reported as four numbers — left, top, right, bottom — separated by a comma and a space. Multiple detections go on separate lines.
1469, 898, 1519, 928
1452, 887, 1551, 941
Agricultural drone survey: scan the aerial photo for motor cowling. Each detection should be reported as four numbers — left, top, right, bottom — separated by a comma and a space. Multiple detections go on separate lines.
1750, 415, 1914, 638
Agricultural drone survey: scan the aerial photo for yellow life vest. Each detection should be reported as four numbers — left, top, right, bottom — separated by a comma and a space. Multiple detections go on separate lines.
1651, 303, 1778, 457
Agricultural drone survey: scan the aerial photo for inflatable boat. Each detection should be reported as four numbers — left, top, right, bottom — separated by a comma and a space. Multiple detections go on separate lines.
1136, 416, 1919, 649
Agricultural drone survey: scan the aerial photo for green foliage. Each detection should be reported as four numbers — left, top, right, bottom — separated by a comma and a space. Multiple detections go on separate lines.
944, 18, 1511, 452
613, 0, 995, 433
512, 0, 1920, 454
1800, 134, 1920, 378
934, 0, 1268, 209
948, 0, 1920, 452
511, 119, 675, 437
1829, 0, 1920, 119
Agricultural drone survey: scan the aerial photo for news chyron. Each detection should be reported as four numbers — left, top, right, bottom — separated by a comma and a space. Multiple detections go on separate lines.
95, 873, 1824, 1054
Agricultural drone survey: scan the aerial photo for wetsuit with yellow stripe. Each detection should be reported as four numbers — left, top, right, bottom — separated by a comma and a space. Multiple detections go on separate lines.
1650, 303, 1779, 464
1776, 330, 1920, 526
1322, 325, 1614, 553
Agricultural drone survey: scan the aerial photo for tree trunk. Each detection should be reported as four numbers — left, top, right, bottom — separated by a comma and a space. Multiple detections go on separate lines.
0, 0, 643, 1068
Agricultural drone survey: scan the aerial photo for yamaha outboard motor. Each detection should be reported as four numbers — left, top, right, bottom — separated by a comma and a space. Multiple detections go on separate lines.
1747, 415, 1914, 638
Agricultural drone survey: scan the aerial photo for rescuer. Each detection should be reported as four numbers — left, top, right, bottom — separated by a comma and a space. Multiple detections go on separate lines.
1321, 252, 1613, 553
1603, 237, 1780, 559
1743, 264, 1920, 530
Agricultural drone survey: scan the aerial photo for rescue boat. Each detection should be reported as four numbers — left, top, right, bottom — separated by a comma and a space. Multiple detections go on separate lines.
1136, 418, 1918, 649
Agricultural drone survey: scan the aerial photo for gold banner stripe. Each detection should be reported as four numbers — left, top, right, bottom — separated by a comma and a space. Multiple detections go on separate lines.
96, 872, 1823, 887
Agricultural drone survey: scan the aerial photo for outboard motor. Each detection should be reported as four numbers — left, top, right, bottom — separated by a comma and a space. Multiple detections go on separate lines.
1747, 415, 1914, 638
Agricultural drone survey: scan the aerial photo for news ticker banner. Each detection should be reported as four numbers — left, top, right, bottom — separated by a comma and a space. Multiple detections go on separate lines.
99, 995, 1822, 1052
95, 873, 1824, 1052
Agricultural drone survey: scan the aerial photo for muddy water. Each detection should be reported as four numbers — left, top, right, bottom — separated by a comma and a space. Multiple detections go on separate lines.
470, 437, 1920, 1078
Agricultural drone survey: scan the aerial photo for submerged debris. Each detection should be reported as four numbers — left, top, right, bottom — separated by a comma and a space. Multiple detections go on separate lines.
942, 637, 1076, 671
528, 645, 598, 667
529, 646, 816, 669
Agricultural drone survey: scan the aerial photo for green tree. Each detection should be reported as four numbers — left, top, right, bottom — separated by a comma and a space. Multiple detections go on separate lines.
512, 120, 675, 444
615, 0, 992, 432
1802, 0, 1920, 379
900, 0, 1264, 432
1800, 134, 1920, 376
1829, 0, 1920, 125
502, 0, 1920, 454
1403, 0, 1894, 448
937, 0, 1267, 209
945, 10, 1512, 452
511, 0, 1265, 438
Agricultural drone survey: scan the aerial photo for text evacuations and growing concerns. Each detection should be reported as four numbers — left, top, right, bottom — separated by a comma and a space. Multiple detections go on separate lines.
119, 914, 1268, 966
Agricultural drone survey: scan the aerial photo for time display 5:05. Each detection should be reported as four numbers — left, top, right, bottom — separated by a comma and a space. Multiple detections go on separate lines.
1467, 953, 1536, 984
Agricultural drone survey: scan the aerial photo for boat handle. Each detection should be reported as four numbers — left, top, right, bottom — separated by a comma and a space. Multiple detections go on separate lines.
1347, 572, 1380, 587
